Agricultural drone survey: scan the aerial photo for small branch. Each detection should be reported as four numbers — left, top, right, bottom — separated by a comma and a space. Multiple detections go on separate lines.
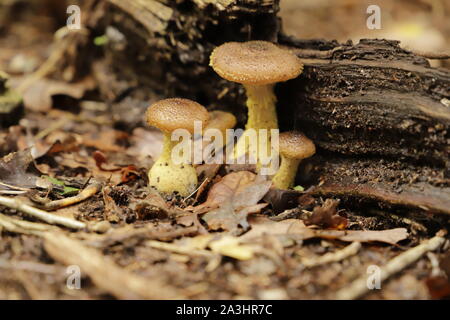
0, 196, 86, 230
0, 212, 53, 235
335, 230, 447, 300
44, 231, 184, 299
302, 242, 361, 268
41, 182, 101, 211
146, 240, 215, 257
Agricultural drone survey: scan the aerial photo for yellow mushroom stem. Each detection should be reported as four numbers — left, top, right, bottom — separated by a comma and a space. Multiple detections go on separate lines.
234, 84, 278, 161
244, 84, 278, 130
148, 133, 198, 197
271, 156, 301, 189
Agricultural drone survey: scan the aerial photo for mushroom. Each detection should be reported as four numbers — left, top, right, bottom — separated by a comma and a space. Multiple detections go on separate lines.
191, 110, 236, 164
205, 110, 237, 139
146, 98, 209, 196
271, 131, 316, 190
209, 41, 303, 159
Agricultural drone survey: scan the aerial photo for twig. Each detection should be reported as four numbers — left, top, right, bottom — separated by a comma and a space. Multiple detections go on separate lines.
0, 259, 59, 274
302, 242, 361, 268
41, 182, 101, 211
146, 240, 215, 257
0, 212, 53, 235
335, 230, 447, 300
43, 231, 184, 299
0, 196, 86, 230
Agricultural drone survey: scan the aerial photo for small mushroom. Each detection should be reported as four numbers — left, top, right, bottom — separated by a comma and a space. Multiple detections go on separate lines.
146, 98, 209, 196
205, 110, 237, 138
271, 131, 316, 190
205, 110, 236, 147
193, 110, 236, 164
210, 41, 303, 159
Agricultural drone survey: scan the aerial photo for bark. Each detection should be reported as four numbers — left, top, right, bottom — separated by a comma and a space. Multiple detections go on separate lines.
55, 0, 450, 215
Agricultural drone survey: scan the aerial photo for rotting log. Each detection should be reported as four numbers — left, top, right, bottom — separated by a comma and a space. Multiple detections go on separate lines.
47, 0, 450, 215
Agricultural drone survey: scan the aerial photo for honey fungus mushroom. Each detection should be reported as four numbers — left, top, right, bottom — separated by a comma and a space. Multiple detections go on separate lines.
271, 131, 316, 190
210, 41, 303, 159
146, 98, 209, 196
204, 110, 237, 147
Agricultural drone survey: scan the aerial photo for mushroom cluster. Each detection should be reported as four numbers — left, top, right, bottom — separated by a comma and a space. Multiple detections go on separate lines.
145, 41, 315, 197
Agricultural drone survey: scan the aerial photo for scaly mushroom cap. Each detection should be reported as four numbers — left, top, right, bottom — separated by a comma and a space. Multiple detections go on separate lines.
279, 131, 316, 160
146, 98, 209, 133
206, 110, 237, 132
210, 41, 304, 85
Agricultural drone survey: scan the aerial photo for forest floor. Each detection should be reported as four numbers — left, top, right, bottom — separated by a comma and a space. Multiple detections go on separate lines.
0, 1, 449, 300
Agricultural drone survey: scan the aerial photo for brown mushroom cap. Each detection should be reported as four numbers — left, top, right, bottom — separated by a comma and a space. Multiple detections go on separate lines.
278, 131, 316, 160
210, 41, 303, 86
206, 110, 237, 132
146, 98, 209, 133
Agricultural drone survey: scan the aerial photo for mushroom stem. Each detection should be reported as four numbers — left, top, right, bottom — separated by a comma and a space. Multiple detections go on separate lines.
234, 84, 278, 161
159, 132, 176, 162
148, 133, 198, 197
271, 156, 301, 189
244, 84, 278, 130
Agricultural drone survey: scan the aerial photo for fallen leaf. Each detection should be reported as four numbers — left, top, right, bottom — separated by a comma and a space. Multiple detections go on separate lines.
126, 127, 163, 161
425, 276, 450, 299
305, 199, 348, 230
240, 216, 408, 245
0, 149, 41, 190
194, 171, 254, 212
81, 129, 128, 152
132, 189, 186, 220
22, 76, 96, 112
199, 171, 271, 232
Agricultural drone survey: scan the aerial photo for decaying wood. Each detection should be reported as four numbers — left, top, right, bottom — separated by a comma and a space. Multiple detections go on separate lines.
47, 0, 449, 215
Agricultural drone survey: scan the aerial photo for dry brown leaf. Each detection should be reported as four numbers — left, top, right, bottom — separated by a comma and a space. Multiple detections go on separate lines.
240, 217, 408, 245
81, 129, 128, 152
22, 76, 96, 112
0, 150, 40, 190
200, 171, 271, 232
126, 127, 163, 161
305, 199, 348, 230
194, 171, 267, 213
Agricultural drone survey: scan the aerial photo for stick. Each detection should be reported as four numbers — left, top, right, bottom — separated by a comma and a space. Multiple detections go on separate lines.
302, 242, 361, 268
335, 230, 447, 300
0, 196, 86, 230
44, 231, 184, 299
0, 212, 53, 235
42, 183, 101, 211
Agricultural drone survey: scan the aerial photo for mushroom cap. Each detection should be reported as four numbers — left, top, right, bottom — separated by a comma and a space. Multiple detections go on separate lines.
206, 110, 237, 132
146, 98, 209, 133
209, 41, 303, 85
279, 131, 316, 160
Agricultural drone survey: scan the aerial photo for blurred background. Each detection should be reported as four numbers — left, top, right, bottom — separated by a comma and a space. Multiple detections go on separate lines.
280, 0, 449, 67
0, 0, 449, 77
